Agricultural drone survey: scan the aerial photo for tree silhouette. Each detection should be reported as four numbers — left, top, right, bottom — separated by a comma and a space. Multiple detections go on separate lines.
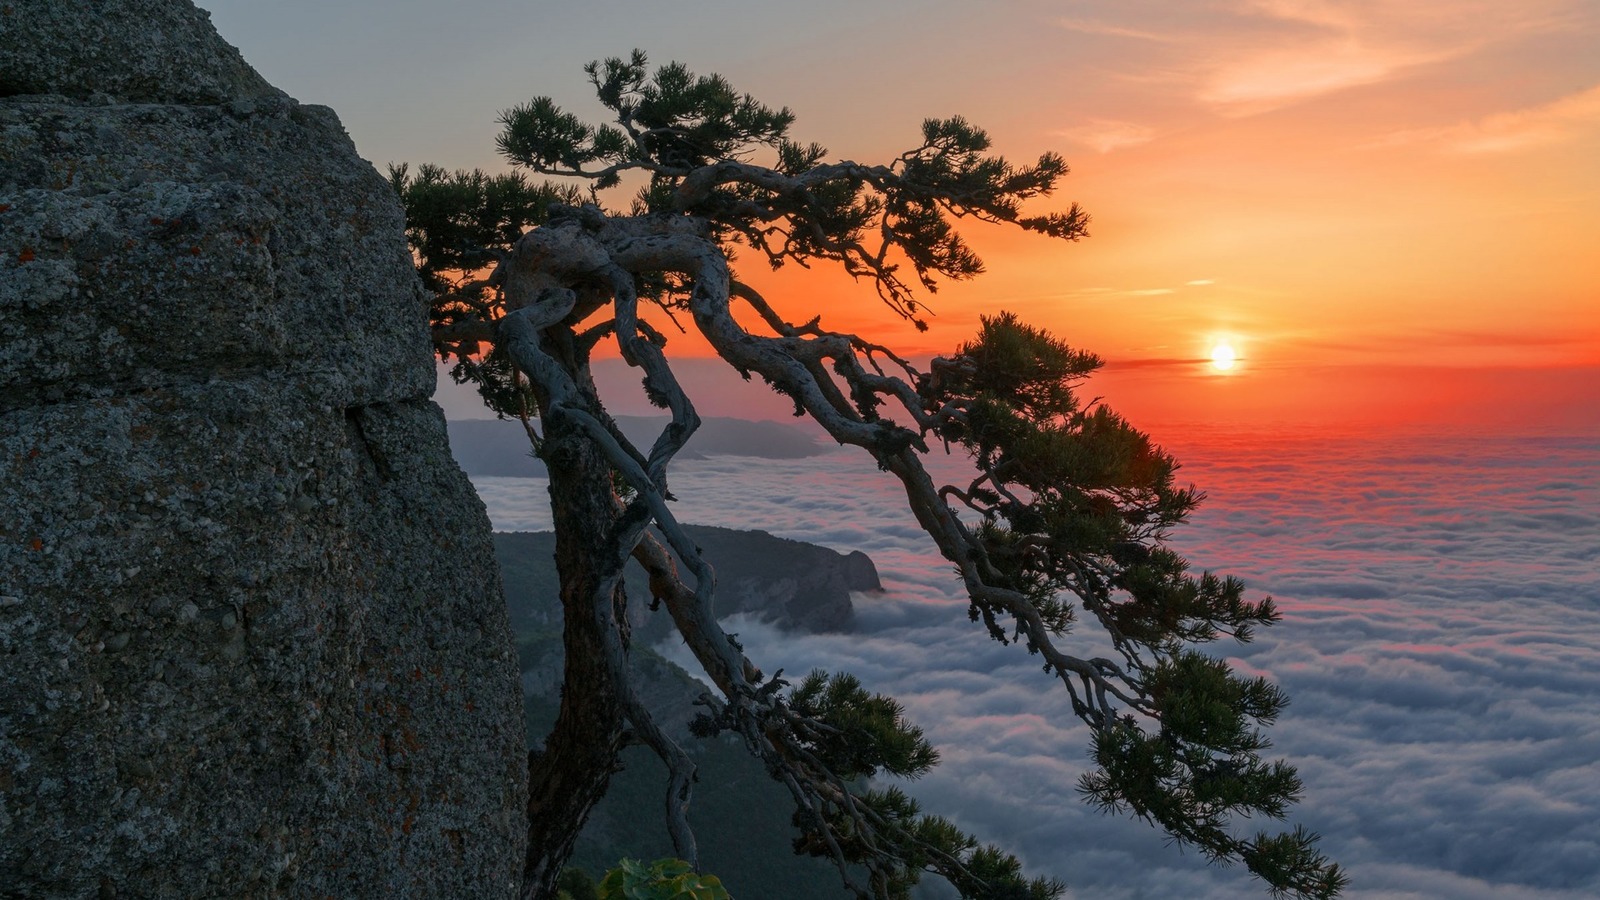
392, 51, 1345, 900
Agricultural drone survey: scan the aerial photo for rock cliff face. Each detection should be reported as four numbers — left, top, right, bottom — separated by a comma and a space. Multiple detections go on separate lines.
0, 2, 526, 896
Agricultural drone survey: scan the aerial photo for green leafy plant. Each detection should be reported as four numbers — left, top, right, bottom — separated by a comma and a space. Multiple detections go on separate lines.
597, 859, 731, 900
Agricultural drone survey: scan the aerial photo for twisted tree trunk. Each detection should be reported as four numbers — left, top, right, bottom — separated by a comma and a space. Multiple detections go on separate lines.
519, 346, 631, 900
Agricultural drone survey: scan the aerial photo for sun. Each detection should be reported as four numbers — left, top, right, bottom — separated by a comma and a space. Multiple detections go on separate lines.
1210, 343, 1237, 372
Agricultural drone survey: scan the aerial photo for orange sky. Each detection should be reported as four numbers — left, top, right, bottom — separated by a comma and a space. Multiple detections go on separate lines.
205, 0, 1600, 432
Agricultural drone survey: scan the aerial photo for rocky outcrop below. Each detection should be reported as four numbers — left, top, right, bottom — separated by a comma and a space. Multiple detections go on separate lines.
0, 2, 525, 896
497, 526, 880, 648
673, 526, 879, 633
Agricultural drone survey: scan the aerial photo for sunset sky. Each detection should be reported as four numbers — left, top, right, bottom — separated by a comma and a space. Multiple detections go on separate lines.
200, 0, 1599, 432
186, 4, 1600, 895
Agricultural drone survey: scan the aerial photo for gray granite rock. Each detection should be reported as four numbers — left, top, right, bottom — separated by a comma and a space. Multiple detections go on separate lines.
0, 2, 526, 896
0, 95, 434, 413
0, 0, 280, 104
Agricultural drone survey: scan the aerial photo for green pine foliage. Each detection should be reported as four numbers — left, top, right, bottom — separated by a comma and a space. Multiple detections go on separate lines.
784, 671, 940, 782
477, 52, 1086, 327
792, 785, 1065, 900
922, 314, 1341, 897
387, 162, 581, 416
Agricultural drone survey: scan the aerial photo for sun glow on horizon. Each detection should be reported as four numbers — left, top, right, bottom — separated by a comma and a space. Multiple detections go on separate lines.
1210, 342, 1238, 372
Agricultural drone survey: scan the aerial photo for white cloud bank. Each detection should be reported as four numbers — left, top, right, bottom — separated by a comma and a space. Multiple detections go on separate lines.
473, 427, 1600, 898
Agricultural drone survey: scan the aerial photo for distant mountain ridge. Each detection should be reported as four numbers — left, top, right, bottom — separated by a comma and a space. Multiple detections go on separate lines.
496, 525, 880, 646
449, 415, 825, 477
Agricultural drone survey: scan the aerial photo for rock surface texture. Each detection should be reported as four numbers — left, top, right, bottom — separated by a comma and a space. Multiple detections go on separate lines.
0, 2, 527, 896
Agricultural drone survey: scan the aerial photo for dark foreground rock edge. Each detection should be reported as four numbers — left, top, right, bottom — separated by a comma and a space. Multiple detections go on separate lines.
0, 2, 526, 896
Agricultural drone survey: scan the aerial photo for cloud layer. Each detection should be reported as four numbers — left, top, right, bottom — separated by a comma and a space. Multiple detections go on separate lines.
1059, 0, 1586, 117
474, 427, 1600, 898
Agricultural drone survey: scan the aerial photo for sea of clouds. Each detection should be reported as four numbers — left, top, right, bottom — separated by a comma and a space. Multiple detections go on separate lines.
471, 427, 1600, 899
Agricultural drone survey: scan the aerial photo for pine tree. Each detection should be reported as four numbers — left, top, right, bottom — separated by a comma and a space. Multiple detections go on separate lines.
391, 51, 1345, 900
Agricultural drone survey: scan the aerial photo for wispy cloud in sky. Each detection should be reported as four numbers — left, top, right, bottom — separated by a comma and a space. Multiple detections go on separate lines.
1060, 10, 1448, 116
1054, 119, 1157, 153
1055, 17, 1177, 44
1100, 356, 1211, 370
1284, 326, 1600, 364
1197, 39, 1446, 112
1375, 83, 1600, 154
1053, 286, 1181, 300
1060, 0, 1591, 116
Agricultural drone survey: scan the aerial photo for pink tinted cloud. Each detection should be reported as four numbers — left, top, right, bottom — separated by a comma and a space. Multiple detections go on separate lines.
1054, 119, 1158, 153
1375, 82, 1600, 153
1196, 34, 1449, 113
1061, 0, 1589, 116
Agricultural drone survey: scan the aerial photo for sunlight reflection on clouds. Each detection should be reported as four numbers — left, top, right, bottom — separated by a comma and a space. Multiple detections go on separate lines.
471, 430, 1600, 898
